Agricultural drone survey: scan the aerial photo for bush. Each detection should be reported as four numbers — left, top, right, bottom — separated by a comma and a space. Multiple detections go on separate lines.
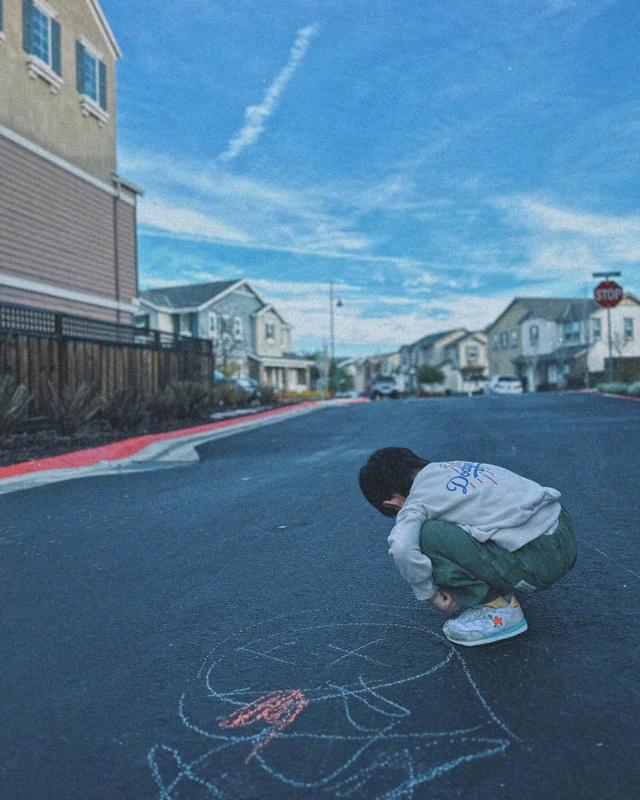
215, 384, 250, 409
278, 389, 325, 402
48, 381, 103, 436
0, 374, 30, 445
417, 365, 445, 384
146, 388, 177, 423
596, 382, 630, 395
104, 388, 148, 431
627, 381, 640, 397
166, 381, 211, 419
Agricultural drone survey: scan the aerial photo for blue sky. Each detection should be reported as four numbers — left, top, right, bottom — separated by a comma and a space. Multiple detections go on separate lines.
104, 0, 639, 356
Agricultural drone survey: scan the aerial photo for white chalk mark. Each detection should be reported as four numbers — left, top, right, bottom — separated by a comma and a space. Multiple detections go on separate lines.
588, 544, 640, 580
150, 608, 524, 798
327, 638, 390, 667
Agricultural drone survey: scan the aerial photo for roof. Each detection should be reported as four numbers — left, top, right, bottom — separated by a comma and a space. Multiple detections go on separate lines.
140, 280, 241, 309
87, 0, 123, 59
487, 297, 598, 331
253, 304, 290, 327
411, 328, 467, 349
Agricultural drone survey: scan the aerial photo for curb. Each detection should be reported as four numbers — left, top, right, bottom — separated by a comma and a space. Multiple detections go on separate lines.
581, 391, 640, 403
0, 398, 367, 496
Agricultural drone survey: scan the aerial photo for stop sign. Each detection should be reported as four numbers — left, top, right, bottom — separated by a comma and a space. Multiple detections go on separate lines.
594, 280, 623, 308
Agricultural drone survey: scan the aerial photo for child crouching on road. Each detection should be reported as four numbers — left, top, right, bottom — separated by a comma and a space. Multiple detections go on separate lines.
359, 448, 577, 646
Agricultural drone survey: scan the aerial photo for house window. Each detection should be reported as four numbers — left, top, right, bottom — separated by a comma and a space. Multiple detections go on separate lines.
592, 318, 601, 339
208, 312, 218, 340
500, 331, 509, 349
563, 321, 580, 343
465, 345, 479, 361
296, 368, 306, 384
134, 313, 150, 329
76, 39, 108, 120
265, 322, 275, 340
23, 0, 62, 87
233, 316, 243, 340
510, 329, 518, 348
624, 318, 634, 340
0, 0, 5, 39
529, 325, 539, 345
179, 313, 192, 335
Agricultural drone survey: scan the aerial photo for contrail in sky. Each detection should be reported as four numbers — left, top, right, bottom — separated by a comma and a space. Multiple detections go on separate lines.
219, 23, 320, 162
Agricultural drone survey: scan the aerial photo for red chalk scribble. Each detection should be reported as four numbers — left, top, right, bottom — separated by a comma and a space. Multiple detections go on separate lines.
219, 689, 308, 763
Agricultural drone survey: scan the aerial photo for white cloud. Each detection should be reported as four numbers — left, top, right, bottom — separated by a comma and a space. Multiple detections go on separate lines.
495, 196, 640, 292
138, 198, 250, 244
219, 24, 320, 162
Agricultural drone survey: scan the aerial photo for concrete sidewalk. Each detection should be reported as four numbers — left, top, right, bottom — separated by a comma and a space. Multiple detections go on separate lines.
0, 398, 367, 496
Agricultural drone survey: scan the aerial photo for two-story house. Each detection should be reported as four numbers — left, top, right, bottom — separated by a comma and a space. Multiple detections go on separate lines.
515, 294, 640, 389
399, 329, 467, 393
441, 331, 489, 394
138, 279, 313, 391
0, 0, 141, 322
487, 298, 593, 386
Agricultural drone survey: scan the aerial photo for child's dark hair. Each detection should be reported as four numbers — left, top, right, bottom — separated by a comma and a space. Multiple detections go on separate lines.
358, 447, 428, 517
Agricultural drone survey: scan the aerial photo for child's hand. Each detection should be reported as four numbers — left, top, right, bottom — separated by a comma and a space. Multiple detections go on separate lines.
429, 588, 458, 613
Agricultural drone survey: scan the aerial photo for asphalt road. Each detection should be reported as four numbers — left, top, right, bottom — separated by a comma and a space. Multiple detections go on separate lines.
1, 393, 639, 800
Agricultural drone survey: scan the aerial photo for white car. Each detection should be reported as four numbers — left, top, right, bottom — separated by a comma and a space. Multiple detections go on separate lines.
370, 375, 399, 399
484, 374, 524, 395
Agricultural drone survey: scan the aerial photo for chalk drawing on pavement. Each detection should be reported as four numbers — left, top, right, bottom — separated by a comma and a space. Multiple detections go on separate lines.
148, 606, 522, 799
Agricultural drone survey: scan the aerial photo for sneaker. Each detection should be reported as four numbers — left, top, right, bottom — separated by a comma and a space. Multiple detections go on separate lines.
442, 595, 527, 647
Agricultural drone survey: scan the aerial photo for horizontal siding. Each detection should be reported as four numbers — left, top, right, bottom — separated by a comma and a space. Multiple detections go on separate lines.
0, 134, 137, 309
0, 285, 125, 323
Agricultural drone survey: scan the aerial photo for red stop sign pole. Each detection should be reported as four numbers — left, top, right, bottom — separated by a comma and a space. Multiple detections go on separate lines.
593, 273, 623, 381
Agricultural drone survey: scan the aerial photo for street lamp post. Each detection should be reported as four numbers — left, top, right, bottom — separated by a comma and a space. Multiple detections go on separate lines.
327, 282, 343, 396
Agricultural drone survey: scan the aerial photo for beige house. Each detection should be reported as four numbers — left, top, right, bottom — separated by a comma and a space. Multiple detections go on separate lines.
441, 331, 489, 394
399, 329, 467, 393
138, 280, 313, 391
0, 0, 141, 322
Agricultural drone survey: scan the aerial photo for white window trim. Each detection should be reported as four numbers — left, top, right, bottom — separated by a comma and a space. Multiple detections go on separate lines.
233, 316, 244, 340
26, 53, 63, 93
78, 34, 104, 61
26, 1, 62, 91
79, 93, 109, 125
77, 37, 109, 124
35, 0, 58, 18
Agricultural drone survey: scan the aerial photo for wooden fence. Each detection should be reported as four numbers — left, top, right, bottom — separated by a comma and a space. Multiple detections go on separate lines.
0, 303, 214, 417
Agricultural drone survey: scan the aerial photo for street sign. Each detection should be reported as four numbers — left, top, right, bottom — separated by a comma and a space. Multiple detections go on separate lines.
594, 280, 623, 308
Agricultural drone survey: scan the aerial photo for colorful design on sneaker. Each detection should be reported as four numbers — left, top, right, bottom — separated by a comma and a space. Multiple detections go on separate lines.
442, 595, 527, 647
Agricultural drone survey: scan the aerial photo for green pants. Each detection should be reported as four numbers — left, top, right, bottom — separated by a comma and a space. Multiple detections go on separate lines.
419, 507, 577, 608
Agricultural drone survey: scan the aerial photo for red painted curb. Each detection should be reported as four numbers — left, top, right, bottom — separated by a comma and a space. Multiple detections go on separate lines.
587, 391, 640, 403
0, 402, 321, 481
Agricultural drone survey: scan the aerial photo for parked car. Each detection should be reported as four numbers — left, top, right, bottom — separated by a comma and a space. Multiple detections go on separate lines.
484, 374, 523, 395
213, 372, 259, 402
235, 377, 260, 402
370, 375, 399, 399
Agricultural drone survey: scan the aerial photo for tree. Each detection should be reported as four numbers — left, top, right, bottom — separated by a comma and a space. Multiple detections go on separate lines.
417, 365, 445, 385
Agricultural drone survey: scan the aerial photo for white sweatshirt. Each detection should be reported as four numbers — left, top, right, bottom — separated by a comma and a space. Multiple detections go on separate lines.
387, 461, 562, 600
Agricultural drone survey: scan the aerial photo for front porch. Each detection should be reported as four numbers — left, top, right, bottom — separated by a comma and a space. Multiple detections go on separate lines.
249, 354, 314, 392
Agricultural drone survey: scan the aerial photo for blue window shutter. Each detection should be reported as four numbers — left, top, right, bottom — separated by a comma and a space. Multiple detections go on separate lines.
0, 0, 4, 34
76, 40, 85, 92
51, 19, 61, 75
98, 60, 107, 111
23, 0, 33, 52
